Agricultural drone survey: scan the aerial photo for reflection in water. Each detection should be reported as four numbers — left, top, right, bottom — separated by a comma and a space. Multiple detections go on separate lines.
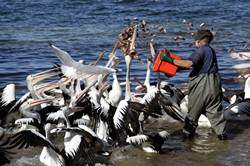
190, 128, 216, 154
111, 121, 250, 166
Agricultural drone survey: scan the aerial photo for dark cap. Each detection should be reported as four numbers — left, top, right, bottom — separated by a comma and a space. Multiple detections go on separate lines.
194, 29, 214, 42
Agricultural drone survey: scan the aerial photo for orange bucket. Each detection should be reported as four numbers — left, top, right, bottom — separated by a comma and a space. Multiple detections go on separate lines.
153, 49, 181, 76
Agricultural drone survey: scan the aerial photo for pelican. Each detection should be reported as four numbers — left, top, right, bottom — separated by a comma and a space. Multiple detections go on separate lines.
11, 110, 97, 165
230, 51, 250, 61
232, 63, 250, 75
126, 130, 169, 153
26, 68, 61, 99
50, 125, 108, 166
0, 84, 17, 125
179, 95, 211, 128
10, 128, 65, 166
0, 84, 34, 127
19, 98, 54, 124
224, 75, 250, 121
107, 55, 122, 107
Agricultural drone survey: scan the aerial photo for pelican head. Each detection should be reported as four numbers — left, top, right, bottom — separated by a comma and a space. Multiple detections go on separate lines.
19, 98, 53, 123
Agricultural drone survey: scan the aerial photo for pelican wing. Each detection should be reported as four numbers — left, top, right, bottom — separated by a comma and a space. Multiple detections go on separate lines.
46, 110, 65, 123
9, 92, 30, 113
162, 104, 185, 122
113, 100, 129, 129
51, 126, 98, 138
140, 88, 158, 105
52, 133, 95, 165
64, 135, 95, 166
78, 125, 98, 138
1, 84, 15, 106
0, 133, 16, 165
126, 134, 149, 145
50, 44, 75, 66
10, 130, 60, 154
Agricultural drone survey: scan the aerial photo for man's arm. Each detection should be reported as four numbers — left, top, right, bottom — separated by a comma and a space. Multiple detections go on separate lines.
160, 51, 193, 69
173, 59, 193, 69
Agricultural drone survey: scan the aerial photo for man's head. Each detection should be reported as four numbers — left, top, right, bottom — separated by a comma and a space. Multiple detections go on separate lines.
194, 29, 214, 48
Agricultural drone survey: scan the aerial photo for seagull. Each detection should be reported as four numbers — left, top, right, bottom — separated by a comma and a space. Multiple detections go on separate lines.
50, 44, 115, 79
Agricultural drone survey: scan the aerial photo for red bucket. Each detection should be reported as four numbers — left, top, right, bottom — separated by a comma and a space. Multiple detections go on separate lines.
153, 49, 181, 76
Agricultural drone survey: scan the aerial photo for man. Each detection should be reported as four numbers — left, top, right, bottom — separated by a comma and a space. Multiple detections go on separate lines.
161, 29, 227, 140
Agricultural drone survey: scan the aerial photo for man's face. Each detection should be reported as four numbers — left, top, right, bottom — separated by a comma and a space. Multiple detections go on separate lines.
195, 40, 200, 48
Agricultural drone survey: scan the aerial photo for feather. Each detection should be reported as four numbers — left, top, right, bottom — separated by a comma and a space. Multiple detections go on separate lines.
50, 44, 75, 66
10, 130, 60, 154
78, 125, 98, 138
140, 88, 158, 104
46, 110, 65, 122
113, 100, 128, 129
0, 133, 16, 165
64, 135, 82, 158
15, 118, 34, 125
126, 135, 148, 145
1, 84, 15, 106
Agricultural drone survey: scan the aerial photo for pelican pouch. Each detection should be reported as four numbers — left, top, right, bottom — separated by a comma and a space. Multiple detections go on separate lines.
153, 49, 181, 77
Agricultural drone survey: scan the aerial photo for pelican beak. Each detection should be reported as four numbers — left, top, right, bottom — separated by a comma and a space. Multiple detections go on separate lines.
36, 77, 70, 91
29, 98, 54, 107
29, 69, 61, 85
33, 68, 60, 77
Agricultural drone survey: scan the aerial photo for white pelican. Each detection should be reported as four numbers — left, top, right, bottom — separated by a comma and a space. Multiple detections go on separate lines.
230, 51, 250, 61
224, 75, 250, 121
50, 125, 107, 166
232, 63, 250, 75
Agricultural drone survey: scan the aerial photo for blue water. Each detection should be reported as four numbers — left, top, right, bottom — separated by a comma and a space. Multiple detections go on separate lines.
1, 0, 250, 95
1, 0, 250, 165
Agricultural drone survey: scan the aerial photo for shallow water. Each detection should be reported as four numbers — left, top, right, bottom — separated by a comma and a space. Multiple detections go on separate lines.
1, 0, 250, 165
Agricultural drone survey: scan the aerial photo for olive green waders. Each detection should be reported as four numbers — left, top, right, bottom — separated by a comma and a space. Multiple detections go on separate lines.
183, 73, 226, 136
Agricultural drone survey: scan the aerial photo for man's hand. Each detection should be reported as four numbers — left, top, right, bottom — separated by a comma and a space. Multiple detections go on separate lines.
160, 50, 174, 63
